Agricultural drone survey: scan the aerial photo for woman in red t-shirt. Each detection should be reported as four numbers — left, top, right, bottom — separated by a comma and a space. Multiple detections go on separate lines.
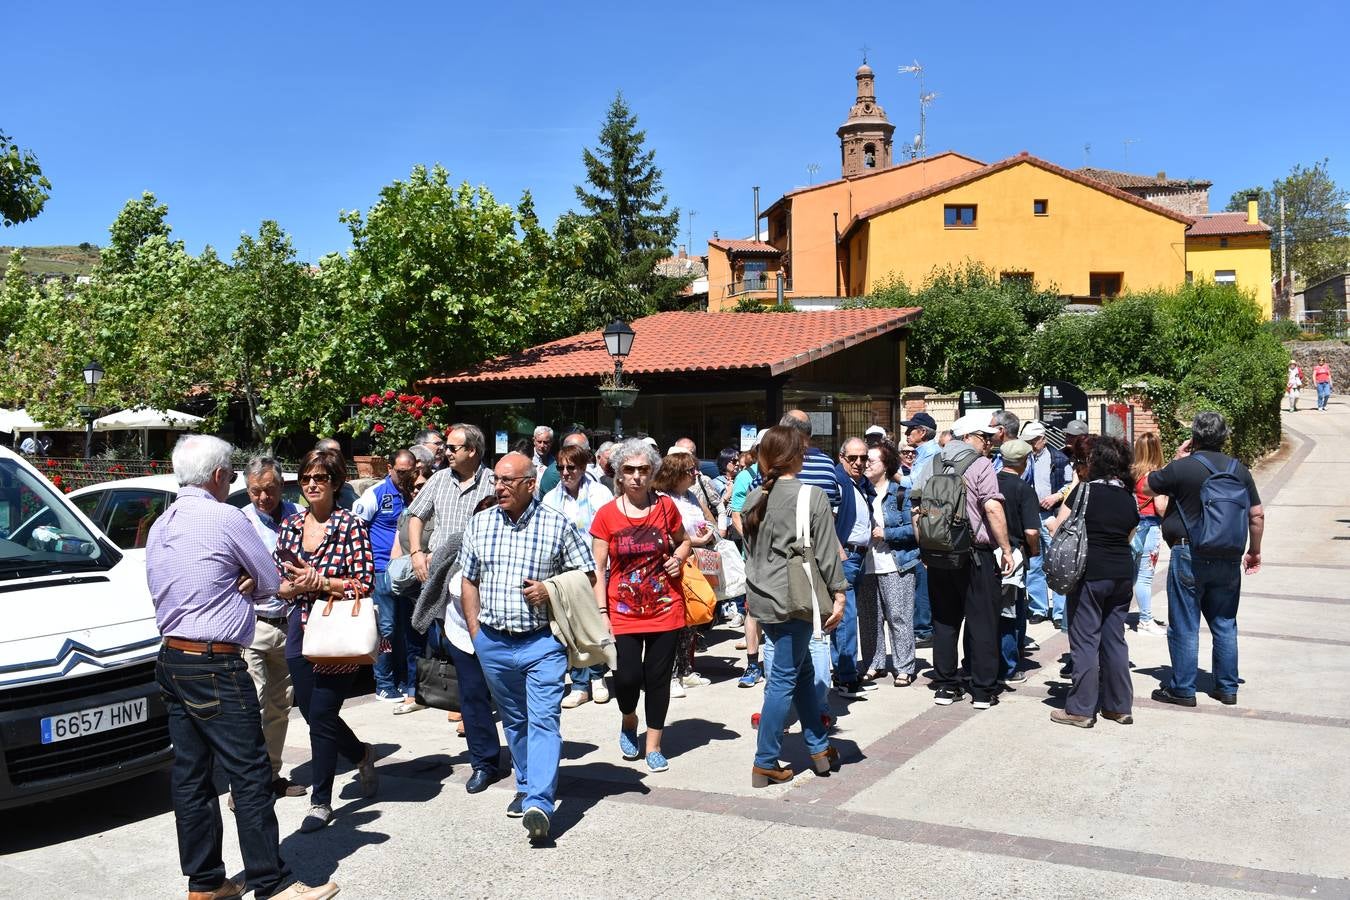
1130, 432, 1169, 635
591, 439, 692, 774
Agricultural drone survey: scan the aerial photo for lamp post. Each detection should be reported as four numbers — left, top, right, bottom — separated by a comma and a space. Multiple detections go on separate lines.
600, 319, 637, 440
79, 359, 103, 460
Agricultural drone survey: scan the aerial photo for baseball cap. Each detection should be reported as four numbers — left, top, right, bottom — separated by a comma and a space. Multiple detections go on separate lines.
666, 444, 694, 456
640, 436, 659, 448
864, 425, 886, 437
1020, 421, 1046, 441
1064, 420, 1089, 436
899, 412, 937, 432
1000, 439, 1032, 465
950, 412, 999, 438
754, 428, 770, 446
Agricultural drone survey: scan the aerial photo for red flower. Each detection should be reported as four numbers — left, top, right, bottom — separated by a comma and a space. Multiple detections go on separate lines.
373, 423, 385, 434
384, 390, 396, 401
46, 459, 56, 467
410, 408, 423, 420
411, 396, 425, 407
51, 475, 62, 485
429, 397, 444, 407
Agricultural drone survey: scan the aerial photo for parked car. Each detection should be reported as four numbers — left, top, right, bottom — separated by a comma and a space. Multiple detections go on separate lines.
0, 447, 171, 810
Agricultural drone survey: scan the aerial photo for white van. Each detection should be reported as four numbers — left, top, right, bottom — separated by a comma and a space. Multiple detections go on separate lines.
0, 447, 169, 809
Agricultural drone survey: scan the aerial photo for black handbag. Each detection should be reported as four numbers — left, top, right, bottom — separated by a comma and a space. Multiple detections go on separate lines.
415, 645, 460, 712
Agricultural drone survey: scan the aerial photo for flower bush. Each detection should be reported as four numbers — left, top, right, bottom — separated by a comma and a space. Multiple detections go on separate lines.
344, 389, 446, 457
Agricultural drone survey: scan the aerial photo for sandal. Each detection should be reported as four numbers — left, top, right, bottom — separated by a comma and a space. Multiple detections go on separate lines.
893, 673, 915, 687
393, 699, 425, 715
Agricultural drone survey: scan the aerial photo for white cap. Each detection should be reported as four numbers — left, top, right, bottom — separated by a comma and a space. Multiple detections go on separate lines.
1020, 421, 1046, 440
864, 425, 886, 437
640, 436, 659, 448
950, 412, 999, 438
666, 444, 694, 456
754, 428, 770, 446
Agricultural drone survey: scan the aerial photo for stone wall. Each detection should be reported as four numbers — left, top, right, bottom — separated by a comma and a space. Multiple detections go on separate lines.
1287, 341, 1350, 388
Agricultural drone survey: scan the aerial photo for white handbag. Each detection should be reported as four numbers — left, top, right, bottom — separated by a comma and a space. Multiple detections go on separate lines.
302, 594, 379, 666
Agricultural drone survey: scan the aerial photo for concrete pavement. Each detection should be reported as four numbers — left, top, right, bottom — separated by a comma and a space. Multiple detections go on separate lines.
3, 400, 1348, 898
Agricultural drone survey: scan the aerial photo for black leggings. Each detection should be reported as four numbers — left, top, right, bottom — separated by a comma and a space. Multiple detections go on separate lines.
614, 630, 680, 729
287, 657, 364, 807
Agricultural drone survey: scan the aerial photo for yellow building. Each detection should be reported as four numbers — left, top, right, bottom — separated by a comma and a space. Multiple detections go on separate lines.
841, 153, 1191, 298
1184, 199, 1274, 318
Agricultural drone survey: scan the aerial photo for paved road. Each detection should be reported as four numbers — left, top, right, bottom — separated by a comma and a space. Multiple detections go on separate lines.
3, 402, 1348, 898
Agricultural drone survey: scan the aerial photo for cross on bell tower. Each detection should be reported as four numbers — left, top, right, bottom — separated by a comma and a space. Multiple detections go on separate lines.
837, 62, 895, 178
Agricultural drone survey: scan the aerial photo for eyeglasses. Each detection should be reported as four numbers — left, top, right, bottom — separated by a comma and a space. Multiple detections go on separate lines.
842, 454, 867, 463
445, 444, 465, 454
300, 473, 332, 485
558, 464, 581, 473
621, 464, 651, 475
496, 474, 534, 487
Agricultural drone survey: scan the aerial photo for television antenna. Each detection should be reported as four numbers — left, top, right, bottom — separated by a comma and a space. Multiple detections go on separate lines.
1123, 138, 1139, 165
806, 162, 820, 184
898, 61, 938, 158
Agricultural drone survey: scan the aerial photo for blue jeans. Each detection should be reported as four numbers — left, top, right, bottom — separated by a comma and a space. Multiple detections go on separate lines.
1165, 545, 1242, 697
756, 619, 830, 768
761, 625, 832, 719
426, 621, 503, 776
1317, 381, 1332, 409
568, 664, 608, 690
1027, 511, 1065, 620
830, 550, 864, 681
473, 625, 566, 816
912, 560, 932, 639
998, 584, 1028, 679
373, 571, 425, 697
156, 647, 292, 898
1132, 518, 1162, 624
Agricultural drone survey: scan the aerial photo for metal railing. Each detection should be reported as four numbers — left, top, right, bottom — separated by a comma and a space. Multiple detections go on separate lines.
725, 275, 792, 297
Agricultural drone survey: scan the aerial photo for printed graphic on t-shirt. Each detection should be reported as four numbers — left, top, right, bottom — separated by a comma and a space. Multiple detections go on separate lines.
610, 523, 677, 618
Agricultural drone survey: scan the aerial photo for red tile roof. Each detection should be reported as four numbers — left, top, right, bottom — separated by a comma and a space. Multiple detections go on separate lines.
839, 152, 1195, 241
1076, 167, 1212, 191
418, 309, 921, 386
1186, 212, 1271, 237
706, 238, 782, 254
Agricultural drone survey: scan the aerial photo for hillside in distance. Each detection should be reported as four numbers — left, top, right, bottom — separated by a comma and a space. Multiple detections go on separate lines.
0, 244, 101, 277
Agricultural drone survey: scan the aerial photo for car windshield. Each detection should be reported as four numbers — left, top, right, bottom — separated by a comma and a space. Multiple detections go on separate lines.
0, 458, 116, 578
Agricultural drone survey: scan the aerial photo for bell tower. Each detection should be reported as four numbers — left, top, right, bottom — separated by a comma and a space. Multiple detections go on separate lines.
837, 62, 895, 178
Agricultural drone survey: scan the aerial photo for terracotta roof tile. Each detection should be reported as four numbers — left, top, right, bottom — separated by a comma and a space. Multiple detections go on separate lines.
706, 238, 782, 254
418, 309, 921, 387
1077, 167, 1212, 191
840, 153, 1195, 241
1186, 212, 1271, 237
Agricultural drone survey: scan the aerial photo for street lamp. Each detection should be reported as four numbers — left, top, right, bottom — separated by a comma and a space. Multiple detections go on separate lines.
600, 320, 638, 440
79, 359, 103, 459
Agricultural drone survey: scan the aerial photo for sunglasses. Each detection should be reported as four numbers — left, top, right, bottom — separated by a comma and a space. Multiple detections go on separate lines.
621, 464, 651, 475
445, 444, 466, 454
842, 454, 867, 463
558, 464, 582, 473
300, 473, 332, 485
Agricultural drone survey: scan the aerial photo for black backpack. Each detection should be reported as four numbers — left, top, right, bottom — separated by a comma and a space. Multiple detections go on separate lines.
914, 450, 979, 569
1181, 455, 1252, 559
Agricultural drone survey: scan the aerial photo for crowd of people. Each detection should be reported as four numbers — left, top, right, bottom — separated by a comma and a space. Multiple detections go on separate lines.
144, 404, 1265, 897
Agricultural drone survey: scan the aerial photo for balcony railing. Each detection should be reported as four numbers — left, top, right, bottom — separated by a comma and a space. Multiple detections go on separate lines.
726, 275, 792, 297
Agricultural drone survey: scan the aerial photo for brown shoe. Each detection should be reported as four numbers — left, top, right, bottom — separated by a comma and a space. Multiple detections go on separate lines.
1050, 709, 1096, 728
188, 878, 245, 900
273, 776, 308, 797
751, 764, 794, 788
447, 710, 463, 722
809, 745, 840, 775
1101, 710, 1134, 725
268, 882, 340, 900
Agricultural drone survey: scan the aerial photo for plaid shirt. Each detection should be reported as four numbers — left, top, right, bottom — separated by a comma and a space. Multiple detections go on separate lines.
458, 499, 596, 633
408, 465, 495, 553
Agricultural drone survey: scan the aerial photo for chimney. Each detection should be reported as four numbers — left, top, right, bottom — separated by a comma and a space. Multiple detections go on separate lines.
712, 230, 719, 239
1246, 192, 1259, 225
753, 186, 761, 240
1156, 170, 1166, 181
678, 244, 687, 259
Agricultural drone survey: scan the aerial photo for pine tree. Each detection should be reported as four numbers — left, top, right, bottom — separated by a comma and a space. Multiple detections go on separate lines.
575, 92, 687, 315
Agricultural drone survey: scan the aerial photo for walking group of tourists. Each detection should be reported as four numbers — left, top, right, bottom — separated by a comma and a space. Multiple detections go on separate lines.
145, 403, 1263, 898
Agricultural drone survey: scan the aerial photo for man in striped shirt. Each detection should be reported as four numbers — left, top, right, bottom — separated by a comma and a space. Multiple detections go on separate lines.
459, 452, 596, 845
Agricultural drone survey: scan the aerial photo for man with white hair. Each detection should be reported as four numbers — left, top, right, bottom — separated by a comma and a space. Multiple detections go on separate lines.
147, 435, 337, 900
531, 426, 555, 481
1020, 421, 1072, 626
537, 430, 590, 497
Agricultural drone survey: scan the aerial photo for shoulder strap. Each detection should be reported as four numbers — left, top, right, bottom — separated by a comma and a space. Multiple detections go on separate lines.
1192, 453, 1220, 477
796, 483, 813, 548
951, 450, 979, 477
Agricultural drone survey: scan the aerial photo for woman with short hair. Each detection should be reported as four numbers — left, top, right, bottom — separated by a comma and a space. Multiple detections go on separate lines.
590, 439, 691, 773
276, 448, 378, 832
858, 442, 921, 686
741, 426, 847, 787
1049, 436, 1139, 728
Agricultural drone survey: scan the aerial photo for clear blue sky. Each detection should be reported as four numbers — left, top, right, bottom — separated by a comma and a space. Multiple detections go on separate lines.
7, 1, 1347, 264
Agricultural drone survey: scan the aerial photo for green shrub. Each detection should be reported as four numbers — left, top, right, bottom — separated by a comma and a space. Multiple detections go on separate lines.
1178, 331, 1287, 463
1263, 319, 1302, 341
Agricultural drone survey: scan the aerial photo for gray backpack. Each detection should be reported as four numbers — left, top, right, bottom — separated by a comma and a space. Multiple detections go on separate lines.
915, 449, 979, 570
1045, 483, 1090, 594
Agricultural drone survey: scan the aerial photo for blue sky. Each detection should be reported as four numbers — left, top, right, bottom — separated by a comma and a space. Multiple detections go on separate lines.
6, 1, 1347, 263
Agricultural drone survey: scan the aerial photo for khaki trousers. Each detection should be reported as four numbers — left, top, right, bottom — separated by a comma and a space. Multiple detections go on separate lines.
244, 619, 293, 778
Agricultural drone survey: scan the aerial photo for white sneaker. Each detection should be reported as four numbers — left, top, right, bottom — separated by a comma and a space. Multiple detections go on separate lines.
681, 673, 711, 688
727, 612, 745, 628
1137, 620, 1167, 636
669, 678, 687, 698
561, 689, 590, 709
591, 678, 610, 703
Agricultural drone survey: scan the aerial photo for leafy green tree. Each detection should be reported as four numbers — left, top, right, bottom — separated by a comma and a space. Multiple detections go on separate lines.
575, 93, 686, 315
1226, 160, 1350, 287
100, 192, 173, 274
0, 250, 37, 342
1, 130, 51, 227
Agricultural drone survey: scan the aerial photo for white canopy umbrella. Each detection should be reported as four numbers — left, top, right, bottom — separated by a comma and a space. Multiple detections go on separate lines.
93, 407, 204, 432
0, 408, 85, 437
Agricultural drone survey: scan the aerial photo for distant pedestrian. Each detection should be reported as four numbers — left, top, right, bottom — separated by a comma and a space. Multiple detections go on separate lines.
1049, 437, 1139, 728
1142, 412, 1264, 708
147, 435, 338, 900
531, 425, 556, 482
1286, 360, 1304, 412
413, 428, 447, 470
460, 451, 596, 844
1130, 432, 1168, 635
1314, 357, 1333, 411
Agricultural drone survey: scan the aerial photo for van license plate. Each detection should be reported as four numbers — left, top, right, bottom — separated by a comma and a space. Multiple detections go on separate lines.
40, 698, 147, 744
